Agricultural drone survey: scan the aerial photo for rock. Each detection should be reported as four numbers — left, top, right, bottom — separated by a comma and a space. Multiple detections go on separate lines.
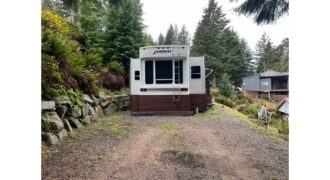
83, 94, 94, 105
62, 118, 72, 133
56, 105, 68, 119
79, 116, 92, 125
70, 106, 82, 118
95, 105, 104, 117
54, 95, 72, 108
91, 95, 100, 106
42, 111, 64, 133
104, 103, 117, 115
82, 103, 96, 118
42, 101, 56, 111
57, 129, 68, 140
100, 101, 110, 108
68, 117, 82, 129
42, 133, 59, 146
98, 92, 112, 102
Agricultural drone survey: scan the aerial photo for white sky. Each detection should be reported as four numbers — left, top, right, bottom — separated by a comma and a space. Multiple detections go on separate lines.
140, 0, 289, 51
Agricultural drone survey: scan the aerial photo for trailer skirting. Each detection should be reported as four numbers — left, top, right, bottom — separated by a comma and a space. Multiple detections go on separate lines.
129, 94, 208, 113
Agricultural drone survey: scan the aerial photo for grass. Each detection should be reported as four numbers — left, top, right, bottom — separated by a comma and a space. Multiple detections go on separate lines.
195, 106, 220, 119
154, 123, 189, 150
216, 102, 287, 138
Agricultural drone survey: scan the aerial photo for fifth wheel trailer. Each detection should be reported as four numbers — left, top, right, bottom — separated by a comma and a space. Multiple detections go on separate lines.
129, 45, 211, 115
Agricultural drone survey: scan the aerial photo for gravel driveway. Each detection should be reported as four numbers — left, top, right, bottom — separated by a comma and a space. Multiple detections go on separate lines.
42, 105, 288, 180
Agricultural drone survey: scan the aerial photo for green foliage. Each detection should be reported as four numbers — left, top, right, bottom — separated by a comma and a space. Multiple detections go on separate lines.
157, 33, 165, 45
218, 73, 234, 98
240, 105, 258, 118
164, 24, 178, 45
256, 33, 289, 73
107, 61, 124, 74
103, 0, 144, 68
177, 24, 190, 45
214, 96, 234, 108
191, 0, 253, 86
66, 88, 84, 107
85, 52, 102, 70
233, 0, 289, 25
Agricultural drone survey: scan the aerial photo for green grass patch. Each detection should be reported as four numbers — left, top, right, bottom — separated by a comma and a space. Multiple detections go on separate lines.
154, 123, 188, 150
95, 114, 127, 132
195, 107, 220, 119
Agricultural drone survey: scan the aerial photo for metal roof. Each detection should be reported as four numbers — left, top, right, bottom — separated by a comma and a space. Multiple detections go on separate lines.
260, 70, 288, 77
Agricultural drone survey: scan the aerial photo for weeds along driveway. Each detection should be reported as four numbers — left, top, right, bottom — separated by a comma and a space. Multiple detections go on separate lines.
42, 105, 288, 180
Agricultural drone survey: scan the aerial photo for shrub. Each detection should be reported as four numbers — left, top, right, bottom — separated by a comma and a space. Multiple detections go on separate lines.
107, 61, 124, 74
98, 72, 125, 90
277, 121, 289, 134
214, 96, 234, 108
85, 52, 102, 70
218, 73, 234, 98
240, 105, 259, 118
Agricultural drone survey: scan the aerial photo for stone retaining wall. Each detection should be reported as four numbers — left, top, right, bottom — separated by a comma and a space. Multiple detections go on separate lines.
41, 93, 129, 145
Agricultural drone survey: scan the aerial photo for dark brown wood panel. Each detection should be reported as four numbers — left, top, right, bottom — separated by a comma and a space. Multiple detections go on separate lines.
130, 94, 209, 113
190, 94, 208, 112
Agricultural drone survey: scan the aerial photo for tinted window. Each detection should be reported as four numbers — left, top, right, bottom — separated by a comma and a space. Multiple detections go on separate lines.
134, 71, 140, 80
191, 66, 201, 79
145, 61, 153, 84
156, 61, 173, 84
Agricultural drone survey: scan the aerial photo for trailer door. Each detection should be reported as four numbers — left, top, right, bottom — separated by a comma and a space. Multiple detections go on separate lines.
189, 57, 205, 94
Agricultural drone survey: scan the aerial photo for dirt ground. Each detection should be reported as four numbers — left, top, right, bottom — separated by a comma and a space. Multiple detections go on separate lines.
42, 105, 288, 180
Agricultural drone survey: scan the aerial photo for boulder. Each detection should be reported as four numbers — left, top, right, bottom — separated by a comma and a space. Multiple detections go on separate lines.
42, 133, 59, 146
68, 117, 82, 129
100, 101, 110, 108
91, 95, 100, 106
42, 101, 56, 111
42, 111, 64, 133
56, 105, 68, 119
98, 92, 112, 102
104, 103, 117, 115
70, 106, 82, 118
62, 118, 72, 133
54, 95, 72, 108
95, 105, 104, 117
83, 94, 94, 105
57, 129, 68, 140
82, 103, 96, 117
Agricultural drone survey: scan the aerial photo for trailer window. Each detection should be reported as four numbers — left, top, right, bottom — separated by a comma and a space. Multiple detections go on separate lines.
134, 71, 140, 80
191, 66, 201, 79
156, 61, 173, 84
175, 60, 183, 84
145, 61, 153, 84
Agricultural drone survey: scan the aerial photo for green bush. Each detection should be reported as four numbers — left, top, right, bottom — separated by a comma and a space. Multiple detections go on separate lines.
42, 84, 84, 106
107, 61, 124, 74
277, 121, 289, 134
85, 52, 102, 70
214, 96, 234, 108
218, 73, 234, 98
240, 105, 259, 118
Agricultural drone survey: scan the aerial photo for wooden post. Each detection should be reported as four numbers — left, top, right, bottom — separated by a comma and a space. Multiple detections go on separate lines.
268, 92, 271, 101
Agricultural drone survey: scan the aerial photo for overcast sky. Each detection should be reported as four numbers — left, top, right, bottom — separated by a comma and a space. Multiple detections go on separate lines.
140, 0, 289, 52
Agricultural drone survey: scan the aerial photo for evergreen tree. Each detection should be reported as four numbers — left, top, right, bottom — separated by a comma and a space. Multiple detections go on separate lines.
103, 0, 144, 69
164, 24, 178, 45
177, 24, 190, 45
218, 73, 234, 98
240, 39, 255, 76
157, 33, 165, 45
143, 33, 155, 46
255, 32, 271, 73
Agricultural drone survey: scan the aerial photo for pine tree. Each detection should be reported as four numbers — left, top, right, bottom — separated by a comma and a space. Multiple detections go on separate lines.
255, 32, 271, 73
177, 24, 190, 45
164, 24, 178, 45
103, 0, 144, 69
157, 33, 165, 45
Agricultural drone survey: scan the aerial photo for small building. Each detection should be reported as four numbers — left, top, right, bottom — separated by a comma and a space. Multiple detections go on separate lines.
129, 45, 212, 115
242, 70, 288, 101
277, 97, 289, 120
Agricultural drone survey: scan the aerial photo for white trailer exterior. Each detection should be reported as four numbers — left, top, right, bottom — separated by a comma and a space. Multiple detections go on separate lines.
129, 45, 210, 115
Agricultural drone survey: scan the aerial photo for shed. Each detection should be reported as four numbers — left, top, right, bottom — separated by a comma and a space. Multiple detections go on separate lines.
277, 97, 289, 120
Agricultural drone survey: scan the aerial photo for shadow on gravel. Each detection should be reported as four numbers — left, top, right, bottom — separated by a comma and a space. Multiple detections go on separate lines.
159, 150, 205, 168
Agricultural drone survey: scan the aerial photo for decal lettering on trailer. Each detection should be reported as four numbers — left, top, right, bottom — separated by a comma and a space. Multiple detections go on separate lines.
153, 49, 172, 55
